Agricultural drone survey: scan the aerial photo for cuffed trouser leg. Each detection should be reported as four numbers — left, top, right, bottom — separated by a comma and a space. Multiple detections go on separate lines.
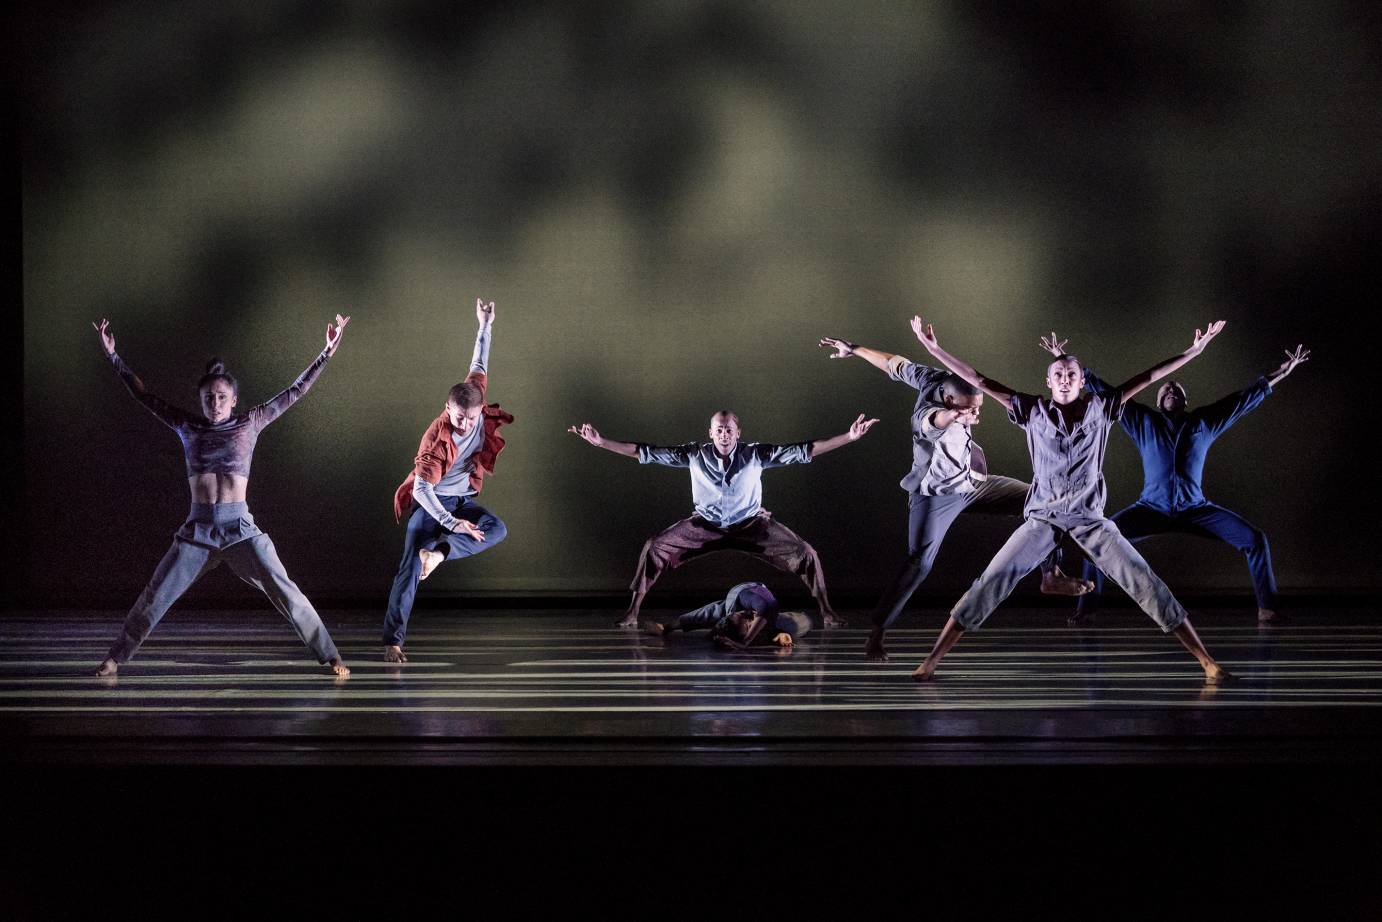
224, 534, 340, 664
107, 539, 218, 664
950, 520, 1062, 631
1068, 518, 1187, 633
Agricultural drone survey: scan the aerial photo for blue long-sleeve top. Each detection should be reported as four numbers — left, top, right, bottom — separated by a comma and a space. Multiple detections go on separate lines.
1083, 370, 1272, 512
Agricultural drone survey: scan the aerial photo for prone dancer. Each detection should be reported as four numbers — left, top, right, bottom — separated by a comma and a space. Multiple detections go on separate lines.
1036, 332, 1310, 625
906, 316, 1234, 684
644, 581, 811, 650
383, 298, 513, 663
818, 333, 1092, 662
92, 316, 351, 677
568, 410, 878, 629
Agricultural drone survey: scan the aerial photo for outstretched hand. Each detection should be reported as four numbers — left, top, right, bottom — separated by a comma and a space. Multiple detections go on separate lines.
818, 336, 855, 359
93, 319, 116, 357
476, 297, 495, 326
848, 412, 880, 440
1039, 331, 1069, 357
325, 314, 351, 355
1276, 344, 1311, 377
567, 423, 603, 447
911, 315, 939, 352
1190, 320, 1226, 353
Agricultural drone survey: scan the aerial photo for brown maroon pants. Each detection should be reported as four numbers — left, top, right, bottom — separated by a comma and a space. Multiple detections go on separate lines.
627, 511, 834, 618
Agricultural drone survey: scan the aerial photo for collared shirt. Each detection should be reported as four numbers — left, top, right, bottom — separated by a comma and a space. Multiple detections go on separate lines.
1085, 370, 1272, 512
887, 354, 981, 495
637, 440, 813, 527
1007, 388, 1123, 525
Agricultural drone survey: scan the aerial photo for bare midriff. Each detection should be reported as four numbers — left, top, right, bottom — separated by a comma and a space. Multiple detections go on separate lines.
189, 472, 249, 504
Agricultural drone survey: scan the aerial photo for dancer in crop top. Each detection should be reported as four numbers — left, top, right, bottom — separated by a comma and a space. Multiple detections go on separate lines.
92, 316, 351, 677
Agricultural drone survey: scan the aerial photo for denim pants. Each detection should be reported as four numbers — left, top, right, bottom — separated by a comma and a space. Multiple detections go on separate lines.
871, 476, 1061, 630
107, 503, 340, 664
951, 516, 1189, 633
1076, 501, 1278, 614
382, 496, 508, 646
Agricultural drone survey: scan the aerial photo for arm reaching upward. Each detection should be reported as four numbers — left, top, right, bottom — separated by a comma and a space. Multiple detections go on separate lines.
1266, 344, 1309, 387
252, 314, 349, 428
1114, 320, 1225, 405
911, 316, 1018, 410
93, 318, 189, 429
470, 298, 494, 375
567, 423, 640, 459
809, 413, 879, 457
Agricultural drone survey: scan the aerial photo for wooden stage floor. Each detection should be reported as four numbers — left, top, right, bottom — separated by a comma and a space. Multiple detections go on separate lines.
3, 606, 1380, 766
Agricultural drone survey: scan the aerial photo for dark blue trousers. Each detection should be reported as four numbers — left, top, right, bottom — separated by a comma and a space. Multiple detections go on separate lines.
383, 496, 507, 646
1077, 501, 1277, 614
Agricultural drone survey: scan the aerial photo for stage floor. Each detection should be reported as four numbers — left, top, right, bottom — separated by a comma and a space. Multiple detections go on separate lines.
3, 607, 1380, 765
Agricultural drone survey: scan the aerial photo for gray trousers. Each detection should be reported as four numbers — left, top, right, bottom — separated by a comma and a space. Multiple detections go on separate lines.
951, 517, 1188, 633
107, 511, 340, 664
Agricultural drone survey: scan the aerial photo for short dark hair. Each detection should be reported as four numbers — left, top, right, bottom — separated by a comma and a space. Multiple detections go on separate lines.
1047, 353, 1083, 375
197, 357, 238, 395
712, 410, 740, 427
448, 381, 484, 409
940, 374, 980, 401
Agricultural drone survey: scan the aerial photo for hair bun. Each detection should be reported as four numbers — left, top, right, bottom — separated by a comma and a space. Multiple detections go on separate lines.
205, 357, 226, 375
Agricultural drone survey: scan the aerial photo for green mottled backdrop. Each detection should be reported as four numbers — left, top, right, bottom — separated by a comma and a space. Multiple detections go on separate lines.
19, 1, 1380, 604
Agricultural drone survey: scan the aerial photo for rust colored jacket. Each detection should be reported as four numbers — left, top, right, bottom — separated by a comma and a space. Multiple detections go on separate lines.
393, 371, 514, 522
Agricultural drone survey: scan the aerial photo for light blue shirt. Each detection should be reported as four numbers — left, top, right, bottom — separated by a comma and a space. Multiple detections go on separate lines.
637, 440, 813, 527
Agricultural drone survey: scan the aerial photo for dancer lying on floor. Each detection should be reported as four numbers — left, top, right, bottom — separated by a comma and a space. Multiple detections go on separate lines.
643, 581, 810, 650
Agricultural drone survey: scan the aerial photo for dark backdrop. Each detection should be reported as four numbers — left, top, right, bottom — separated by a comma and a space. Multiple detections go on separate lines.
15, 0, 1382, 607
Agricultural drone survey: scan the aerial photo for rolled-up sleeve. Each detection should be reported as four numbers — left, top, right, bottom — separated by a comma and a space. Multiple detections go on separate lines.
755, 441, 812, 467
888, 355, 949, 396
637, 443, 695, 467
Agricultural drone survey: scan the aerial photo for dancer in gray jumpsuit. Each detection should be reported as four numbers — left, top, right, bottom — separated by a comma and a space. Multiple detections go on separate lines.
92, 316, 351, 677
906, 316, 1233, 684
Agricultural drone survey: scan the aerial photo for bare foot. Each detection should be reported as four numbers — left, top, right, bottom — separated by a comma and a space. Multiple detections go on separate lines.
329, 656, 350, 677
911, 659, 938, 682
616, 614, 638, 629
864, 628, 889, 662
1257, 608, 1277, 624
1067, 609, 1096, 627
1041, 572, 1095, 596
1204, 662, 1236, 685
94, 658, 118, 677
383, 645, 407, 663
642, 621, 667, 636
418, 549, 443, 581
823, 612, 847, 629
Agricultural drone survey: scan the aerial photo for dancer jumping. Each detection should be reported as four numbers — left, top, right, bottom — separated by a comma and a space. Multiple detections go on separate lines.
1035, 332, 1310, 625
817, 333, 1092, 662
92, 316, 351, 677
384, 298, 513, 663
906, 316, 1234, 684
568, 410, 878, 629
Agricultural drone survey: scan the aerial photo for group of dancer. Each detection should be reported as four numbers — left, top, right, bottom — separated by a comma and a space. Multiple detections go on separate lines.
91, 299, 1308, 683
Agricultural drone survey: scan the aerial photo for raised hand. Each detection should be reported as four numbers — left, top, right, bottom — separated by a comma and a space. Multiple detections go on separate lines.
1281, 344, 1310, 373
911, 316, 939, 352
1039, 331, 1069, 356
325, 314, 351, 355
92, 319, 116, 357
476, 297, 495, 326
848, 412, 880, 440
1190, 320, 1226, 353
567, 423, 603, 447
818, 336, 855, 359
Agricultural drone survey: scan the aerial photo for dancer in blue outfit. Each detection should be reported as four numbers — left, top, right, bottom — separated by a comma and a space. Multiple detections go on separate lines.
1037, 332, 1310, 625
